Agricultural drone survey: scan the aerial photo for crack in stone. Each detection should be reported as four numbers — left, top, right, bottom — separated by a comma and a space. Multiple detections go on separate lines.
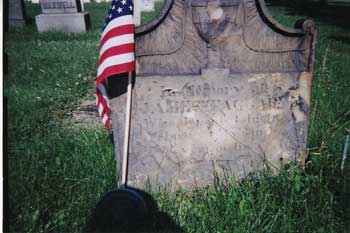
197, 106, 260, 155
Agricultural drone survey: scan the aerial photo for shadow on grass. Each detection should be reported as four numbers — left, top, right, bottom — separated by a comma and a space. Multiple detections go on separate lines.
84, 187, 183, 233
267, 0, 350, 29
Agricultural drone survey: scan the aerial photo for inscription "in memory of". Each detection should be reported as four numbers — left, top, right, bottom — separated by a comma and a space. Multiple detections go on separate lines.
160, 83, 240, 98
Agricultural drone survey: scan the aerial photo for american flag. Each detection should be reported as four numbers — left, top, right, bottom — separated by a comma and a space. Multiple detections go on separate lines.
96, 0, 135, 128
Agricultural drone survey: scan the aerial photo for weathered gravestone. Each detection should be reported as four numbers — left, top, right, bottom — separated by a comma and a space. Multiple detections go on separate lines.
110, 0, 318, 191
35, 0, 90, 32
8, 0, 26, 27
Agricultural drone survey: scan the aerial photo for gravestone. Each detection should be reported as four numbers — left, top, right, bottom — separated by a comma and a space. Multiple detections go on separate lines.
134, 0, 143, 26
134, 0, 164, 26
134, 0, 155, 26
8, 0, 26, 27
142, 0, 156, 11
110, 0, 318, 191
35, 0, 90, 33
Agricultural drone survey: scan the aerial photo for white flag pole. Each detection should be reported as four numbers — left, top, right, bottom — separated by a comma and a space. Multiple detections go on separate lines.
121, 71, 133, 187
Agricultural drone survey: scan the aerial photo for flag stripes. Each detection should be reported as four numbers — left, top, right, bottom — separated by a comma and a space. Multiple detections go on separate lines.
98, 43, 134, 66
99, 34, 134, 58
97, 53, 134, 77
100, 24, 134, 48
101, 15, 134, 39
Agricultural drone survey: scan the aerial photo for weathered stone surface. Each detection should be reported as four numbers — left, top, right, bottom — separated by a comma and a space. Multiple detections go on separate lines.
9, 0, 26, 27
35, 12, 90, 33
110, 0, 318, 190
40, 0, 81, 14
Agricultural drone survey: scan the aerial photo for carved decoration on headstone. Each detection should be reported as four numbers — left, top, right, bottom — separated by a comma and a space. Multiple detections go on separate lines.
110, 0, 318, 191
35, 0, 90, 33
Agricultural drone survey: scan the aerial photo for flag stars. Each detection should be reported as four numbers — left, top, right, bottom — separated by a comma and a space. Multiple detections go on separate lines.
117, 7, 123, 13
121, 0, 127, 5
129, 5, 133, 11
112, 5, 115, 10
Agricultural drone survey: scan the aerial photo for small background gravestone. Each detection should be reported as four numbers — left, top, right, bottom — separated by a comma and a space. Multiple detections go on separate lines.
134, 0, 164, 26
110, 0, 318, 191
35, 0, 90, 33
8, 0, 26, 27
141, 0, 155, 12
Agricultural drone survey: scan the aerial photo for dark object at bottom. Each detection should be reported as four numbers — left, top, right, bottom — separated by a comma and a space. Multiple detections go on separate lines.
87, 188, 148, 232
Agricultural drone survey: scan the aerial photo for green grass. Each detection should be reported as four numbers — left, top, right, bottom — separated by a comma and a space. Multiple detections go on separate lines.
5, 2, 350, 233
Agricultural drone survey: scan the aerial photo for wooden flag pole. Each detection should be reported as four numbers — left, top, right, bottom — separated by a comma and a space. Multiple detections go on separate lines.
121, 0, 135, 188
121, 71, 133, 187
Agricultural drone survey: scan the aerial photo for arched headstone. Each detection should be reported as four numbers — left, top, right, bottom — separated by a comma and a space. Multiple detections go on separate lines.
110, 0, 318, 190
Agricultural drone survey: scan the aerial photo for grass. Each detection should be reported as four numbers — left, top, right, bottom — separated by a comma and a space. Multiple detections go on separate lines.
5, 2, 350, 233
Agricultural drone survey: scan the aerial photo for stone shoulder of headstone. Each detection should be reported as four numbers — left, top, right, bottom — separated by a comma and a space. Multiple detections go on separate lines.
111, 0, 318, 191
